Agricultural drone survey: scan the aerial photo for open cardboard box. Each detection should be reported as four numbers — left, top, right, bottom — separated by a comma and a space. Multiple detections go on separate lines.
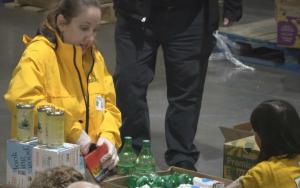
220, 122, 253, 142
101, 166, 232, 188
220, 123, 260, 180
223, 135, 260, 180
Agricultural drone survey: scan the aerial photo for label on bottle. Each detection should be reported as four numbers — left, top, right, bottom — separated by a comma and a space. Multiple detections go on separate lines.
16, 103, 34, 142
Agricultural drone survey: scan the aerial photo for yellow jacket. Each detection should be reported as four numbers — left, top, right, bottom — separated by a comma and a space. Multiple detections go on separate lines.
4, 28, 121, 148
240, 154, 300, 188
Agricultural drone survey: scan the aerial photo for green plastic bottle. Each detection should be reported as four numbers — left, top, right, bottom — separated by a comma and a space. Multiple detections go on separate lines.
165, 174, 180, 188
128, 175, 138, 188
134, 140, 156, 176
136, 175, 150, 187
117, 136, 137, 175
178, 173, 193, 184
152, 175, 167, 187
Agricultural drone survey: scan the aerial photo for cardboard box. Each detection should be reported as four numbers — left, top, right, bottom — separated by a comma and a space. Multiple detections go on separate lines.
101, 167, 232, 188
32, 143, 83, 177
223, 136, 260, 180
6, 139, 38, 188
16, 0, 59, 9
220, 122, 253, 143
275, 0, 300, 48
16, 0, 112, 9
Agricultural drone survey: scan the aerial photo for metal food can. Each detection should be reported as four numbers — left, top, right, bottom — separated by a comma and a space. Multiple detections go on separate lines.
46, 109, 64, 148
16, 103, 34, 141
37, 105, 54, 145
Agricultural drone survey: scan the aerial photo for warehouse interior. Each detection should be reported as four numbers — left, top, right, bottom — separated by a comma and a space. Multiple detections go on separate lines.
1, 0, 300, 186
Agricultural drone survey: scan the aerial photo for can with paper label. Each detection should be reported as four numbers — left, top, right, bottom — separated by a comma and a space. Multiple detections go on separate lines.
16, 103, 34, 141
37, 105, 54, 144
46, 109, 64, 148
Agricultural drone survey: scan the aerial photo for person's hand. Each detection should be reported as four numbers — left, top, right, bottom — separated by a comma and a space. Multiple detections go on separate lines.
96, 137, 119, 170
76, 131, 92, 155
223, 17, 233, 27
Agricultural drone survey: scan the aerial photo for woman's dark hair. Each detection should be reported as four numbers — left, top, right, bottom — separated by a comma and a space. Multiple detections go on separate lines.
251, 99, 300, 162
47, 0, 101, 32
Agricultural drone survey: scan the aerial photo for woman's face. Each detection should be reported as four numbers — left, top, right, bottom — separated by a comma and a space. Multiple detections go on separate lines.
57, 6, 101, 54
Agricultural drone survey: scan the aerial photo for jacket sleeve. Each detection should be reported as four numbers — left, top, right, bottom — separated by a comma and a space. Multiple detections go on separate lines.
96, 53, 122, 149
4, 46, 51, 138
239, 162, 272, 187
4, 43, 83, 142
223, 0, 243, 22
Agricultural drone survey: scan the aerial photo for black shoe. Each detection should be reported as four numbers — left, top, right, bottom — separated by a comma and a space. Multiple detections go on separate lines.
174, 161, 197, 171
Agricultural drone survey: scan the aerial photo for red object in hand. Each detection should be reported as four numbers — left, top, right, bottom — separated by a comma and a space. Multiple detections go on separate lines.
84, 144, 108, 181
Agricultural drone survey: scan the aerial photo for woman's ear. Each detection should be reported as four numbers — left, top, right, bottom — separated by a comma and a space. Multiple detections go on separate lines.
56, 14, 66, 32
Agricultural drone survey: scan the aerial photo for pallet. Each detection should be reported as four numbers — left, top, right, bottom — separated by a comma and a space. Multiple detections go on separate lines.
4, 1, 116, 24
219, 18, 300, 72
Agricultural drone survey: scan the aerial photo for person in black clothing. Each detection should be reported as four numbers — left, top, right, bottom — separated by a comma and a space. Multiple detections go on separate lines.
113, 0, 242, 171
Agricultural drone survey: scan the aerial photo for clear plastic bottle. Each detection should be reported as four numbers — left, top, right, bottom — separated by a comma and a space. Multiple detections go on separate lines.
117, 136, 137, 175
134, 139, 156, 176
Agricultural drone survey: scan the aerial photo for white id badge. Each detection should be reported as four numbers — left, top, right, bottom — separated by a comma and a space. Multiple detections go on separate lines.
96, 95, 105, 111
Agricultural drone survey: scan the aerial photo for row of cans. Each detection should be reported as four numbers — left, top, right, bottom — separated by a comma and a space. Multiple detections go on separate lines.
16, 103, 64, 148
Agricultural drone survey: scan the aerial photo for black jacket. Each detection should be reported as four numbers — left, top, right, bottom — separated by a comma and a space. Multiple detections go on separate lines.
113, 0, 242, 34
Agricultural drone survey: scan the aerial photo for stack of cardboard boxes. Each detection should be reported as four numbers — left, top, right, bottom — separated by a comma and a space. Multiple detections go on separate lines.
275, 0, 300, 48
6, 140, 84, 188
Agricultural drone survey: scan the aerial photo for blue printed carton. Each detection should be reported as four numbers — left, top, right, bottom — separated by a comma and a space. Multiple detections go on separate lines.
6, 139, 38, 188
32, 143, 83, 177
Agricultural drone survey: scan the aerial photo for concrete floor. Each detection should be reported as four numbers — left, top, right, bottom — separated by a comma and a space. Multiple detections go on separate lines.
1, 0, 300, 185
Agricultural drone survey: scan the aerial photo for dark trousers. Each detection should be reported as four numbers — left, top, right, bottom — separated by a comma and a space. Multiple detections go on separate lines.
113, 5, 215, 166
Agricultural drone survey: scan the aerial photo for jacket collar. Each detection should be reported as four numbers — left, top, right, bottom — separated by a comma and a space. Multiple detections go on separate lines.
23, 22, 96, 71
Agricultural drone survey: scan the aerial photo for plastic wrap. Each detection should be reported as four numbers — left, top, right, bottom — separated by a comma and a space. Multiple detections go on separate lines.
210, 31, 255, 71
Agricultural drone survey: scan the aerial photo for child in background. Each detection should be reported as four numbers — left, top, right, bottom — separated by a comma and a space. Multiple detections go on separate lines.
227, 99, 300, 188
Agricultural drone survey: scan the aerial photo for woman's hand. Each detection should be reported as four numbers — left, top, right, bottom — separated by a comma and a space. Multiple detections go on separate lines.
97, 137, 119, 170
76, 131, 92, 155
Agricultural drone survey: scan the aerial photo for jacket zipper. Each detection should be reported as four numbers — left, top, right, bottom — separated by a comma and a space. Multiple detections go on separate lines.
85, 49, 96, 133
73, 46, 90, 134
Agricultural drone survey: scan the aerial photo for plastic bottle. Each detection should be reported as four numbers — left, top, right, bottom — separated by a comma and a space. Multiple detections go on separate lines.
193, 177, 224, 188
117, 136, 137, 175
178, 173, 193, 185
152, 175, 167, 187
134, 139, 156, 176
165, 174, 180, 188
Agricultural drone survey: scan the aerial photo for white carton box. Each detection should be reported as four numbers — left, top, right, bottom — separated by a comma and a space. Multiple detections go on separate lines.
6, 139, 38, 188
32, 143, 82, 177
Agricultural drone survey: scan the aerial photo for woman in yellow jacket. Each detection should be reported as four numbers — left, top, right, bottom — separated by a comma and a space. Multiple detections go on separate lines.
4, 0, 121, 170
227, 99, 300, 188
